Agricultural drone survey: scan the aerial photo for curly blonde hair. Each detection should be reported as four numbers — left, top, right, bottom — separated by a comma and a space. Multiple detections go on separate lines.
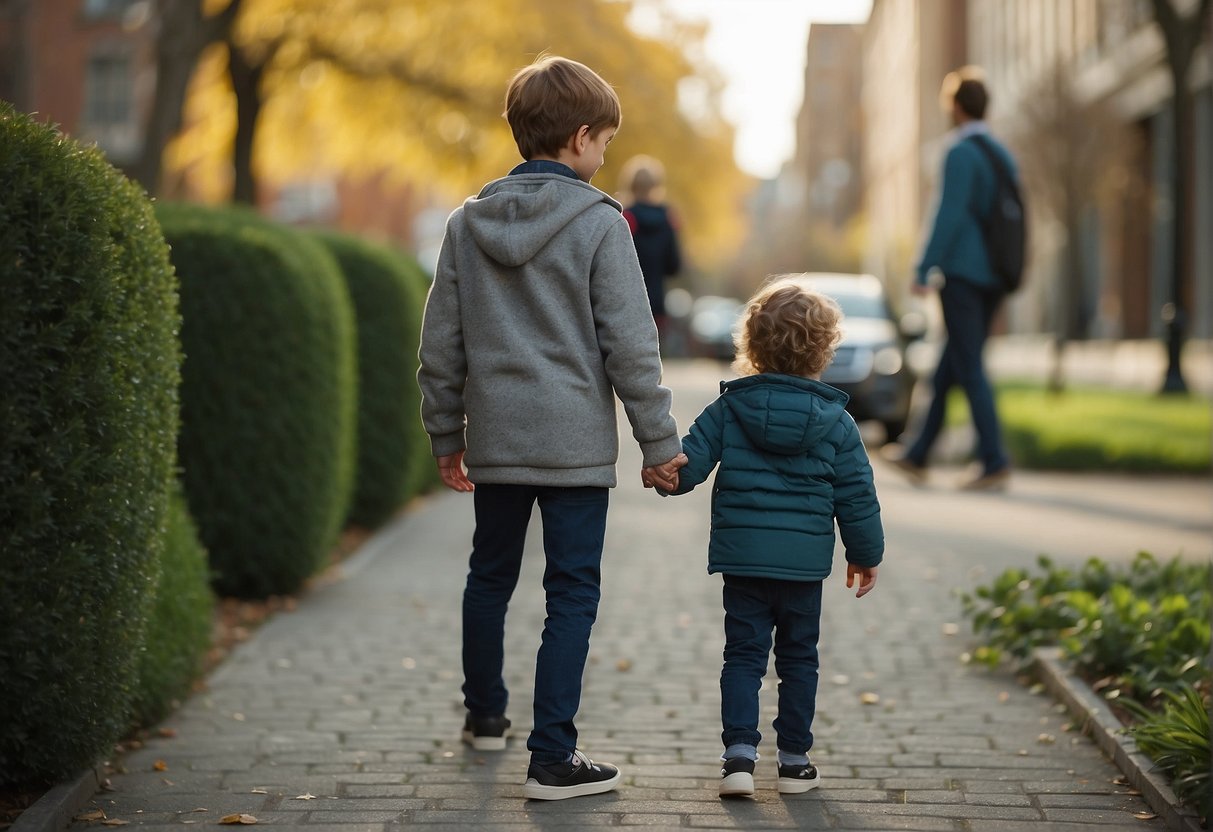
732, 277, 843, 378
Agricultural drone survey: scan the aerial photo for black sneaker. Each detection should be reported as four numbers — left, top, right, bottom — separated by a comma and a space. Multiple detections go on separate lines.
461, 714, 511, 751
719, 756, 756, 797
523, 749, 621, 800
777, 760, 821, 794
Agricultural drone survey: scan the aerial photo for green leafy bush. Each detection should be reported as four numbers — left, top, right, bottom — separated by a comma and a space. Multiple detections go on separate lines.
158, 203, 357, 598
0, 106, 180, 785
963, 553, 1211, 817
131, 489, 214, 727
1125, 686, 1211, 822
961, 553, 1210, 699
313, 231, 431, 528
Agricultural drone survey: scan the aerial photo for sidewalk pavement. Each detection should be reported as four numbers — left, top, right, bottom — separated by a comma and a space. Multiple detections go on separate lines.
72, 361, 1210, 832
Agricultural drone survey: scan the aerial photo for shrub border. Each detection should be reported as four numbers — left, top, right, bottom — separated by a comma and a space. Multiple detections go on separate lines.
1032, 647, 1204, 832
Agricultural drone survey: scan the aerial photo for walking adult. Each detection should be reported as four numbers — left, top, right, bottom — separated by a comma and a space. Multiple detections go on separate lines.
890, 67, 1015, 491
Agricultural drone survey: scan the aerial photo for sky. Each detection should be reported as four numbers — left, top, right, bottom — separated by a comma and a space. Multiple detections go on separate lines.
649, 0, 873, 180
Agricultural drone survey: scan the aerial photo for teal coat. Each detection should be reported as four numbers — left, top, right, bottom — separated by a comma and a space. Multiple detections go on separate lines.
668, 374, 883, 581
916, 126, 1019, 290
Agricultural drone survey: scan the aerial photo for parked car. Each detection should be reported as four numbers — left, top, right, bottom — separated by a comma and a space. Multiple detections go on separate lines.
789, 273, 921, 443
686, 294, 744, 361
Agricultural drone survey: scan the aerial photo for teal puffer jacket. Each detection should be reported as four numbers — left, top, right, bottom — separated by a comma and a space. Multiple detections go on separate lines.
669, 374, 883, 581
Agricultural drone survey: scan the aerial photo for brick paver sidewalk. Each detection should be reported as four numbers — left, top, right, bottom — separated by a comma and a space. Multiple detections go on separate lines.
75, 361, 1209, 831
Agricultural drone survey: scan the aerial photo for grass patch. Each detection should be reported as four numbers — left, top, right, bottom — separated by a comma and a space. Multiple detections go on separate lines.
946, 382, 1211, 473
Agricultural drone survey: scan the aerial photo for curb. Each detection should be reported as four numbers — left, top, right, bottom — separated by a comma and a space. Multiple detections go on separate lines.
9, 767, 103, 832
1031, 647, 1205, 832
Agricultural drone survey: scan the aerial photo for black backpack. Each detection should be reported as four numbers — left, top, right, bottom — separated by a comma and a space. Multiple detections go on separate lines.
967, 135, 1026, 293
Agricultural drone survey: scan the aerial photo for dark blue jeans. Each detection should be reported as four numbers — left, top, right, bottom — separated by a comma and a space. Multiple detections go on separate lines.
906, 277, 1008, 474
720, 574, 823, 755
461, 484, 609, 766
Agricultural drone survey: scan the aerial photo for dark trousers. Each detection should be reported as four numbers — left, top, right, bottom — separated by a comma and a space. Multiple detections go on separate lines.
906, 277, 1008, 474
720, 574, 823, 754
461, 484, 609, 766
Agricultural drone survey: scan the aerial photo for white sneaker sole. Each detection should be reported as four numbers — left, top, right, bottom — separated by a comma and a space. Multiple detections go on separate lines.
462, 730, 509, 751
777, 772, 822, 794
523, 769, 621, 801
719, 771, 755, 796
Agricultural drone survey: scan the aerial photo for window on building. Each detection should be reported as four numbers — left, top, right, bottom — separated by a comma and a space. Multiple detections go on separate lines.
84, 52, 132, 129
81, 0, 138, 21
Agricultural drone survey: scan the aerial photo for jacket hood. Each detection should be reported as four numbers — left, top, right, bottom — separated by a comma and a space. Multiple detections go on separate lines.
462, 173, 621, 267
720, 374, 850, 455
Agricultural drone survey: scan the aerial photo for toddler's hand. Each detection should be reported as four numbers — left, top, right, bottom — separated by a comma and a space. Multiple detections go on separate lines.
846, 564, 878, 598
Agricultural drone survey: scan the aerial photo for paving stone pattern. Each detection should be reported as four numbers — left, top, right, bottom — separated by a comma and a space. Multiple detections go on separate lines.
76, 362, 1209, 831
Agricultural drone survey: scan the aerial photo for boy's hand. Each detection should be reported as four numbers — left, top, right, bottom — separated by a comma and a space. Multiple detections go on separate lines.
436, 451, 474, 493
846, 564, 878, 598
641, 452, 688, 491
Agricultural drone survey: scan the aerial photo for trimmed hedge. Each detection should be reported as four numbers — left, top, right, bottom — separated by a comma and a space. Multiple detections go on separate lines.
131, 488, 214, 727
158, 204, 357, 598
313, 231, 431, 528
0, 106, 180, 785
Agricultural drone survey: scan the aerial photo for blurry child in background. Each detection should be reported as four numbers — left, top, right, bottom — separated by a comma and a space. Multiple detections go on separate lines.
619, 155, 682, 343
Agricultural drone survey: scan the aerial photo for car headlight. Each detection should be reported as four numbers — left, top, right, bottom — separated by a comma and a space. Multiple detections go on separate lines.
872, 345, 903, 375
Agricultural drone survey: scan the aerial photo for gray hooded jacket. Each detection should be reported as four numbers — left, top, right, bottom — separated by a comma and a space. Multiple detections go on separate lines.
417, 172, 682, 487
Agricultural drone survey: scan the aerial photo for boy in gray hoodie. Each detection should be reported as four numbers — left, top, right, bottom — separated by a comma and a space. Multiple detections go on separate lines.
417, 55, 686, 801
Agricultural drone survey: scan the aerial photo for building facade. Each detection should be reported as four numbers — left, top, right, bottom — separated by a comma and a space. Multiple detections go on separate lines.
859, 0, 968, 303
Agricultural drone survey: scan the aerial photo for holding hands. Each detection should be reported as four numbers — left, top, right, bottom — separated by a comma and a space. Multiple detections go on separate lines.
641, 452, 688, 491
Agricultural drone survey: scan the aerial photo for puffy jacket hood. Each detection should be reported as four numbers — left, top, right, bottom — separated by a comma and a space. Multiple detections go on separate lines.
463, 173, 621, 267
721, 374, 850, 456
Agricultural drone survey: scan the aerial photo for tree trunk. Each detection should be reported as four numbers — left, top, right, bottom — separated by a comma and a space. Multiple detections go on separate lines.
228, 43, 265, 206
131, 0, 243, 196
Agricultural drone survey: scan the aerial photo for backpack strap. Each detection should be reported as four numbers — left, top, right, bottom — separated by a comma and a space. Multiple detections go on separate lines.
965, 134, 1021, 215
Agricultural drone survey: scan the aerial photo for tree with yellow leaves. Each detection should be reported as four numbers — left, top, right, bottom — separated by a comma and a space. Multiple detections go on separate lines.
150, 0, 750, 271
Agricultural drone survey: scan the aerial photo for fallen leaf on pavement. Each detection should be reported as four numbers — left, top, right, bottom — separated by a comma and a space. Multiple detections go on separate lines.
859, 692, 880, 705
75, 810, 106, 822
219, 814, 258, 825
153, 760, 168, 772
1133, 812, 1157, 820
615, 658, 632, 672
101, 819, 129, 826
941, 623, 960, 636
249, 789, 267, 795
1037, 734, 1056, 744
292, 794, 316, 801
158, 728, 177, 738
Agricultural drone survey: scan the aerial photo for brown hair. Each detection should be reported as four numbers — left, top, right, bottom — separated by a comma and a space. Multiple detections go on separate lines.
504, 55, 622, 160
733, 277, 842, 378
940, 65, 988, 119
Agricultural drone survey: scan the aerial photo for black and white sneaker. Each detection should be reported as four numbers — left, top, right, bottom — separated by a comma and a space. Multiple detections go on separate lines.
461, 714, 511, 751
777, 760, 821, 794
523, 749, 621, 800
719, 756, 756, 797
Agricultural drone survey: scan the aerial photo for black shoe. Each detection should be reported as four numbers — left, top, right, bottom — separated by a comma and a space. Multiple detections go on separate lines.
523, 749, 621, 800
719, 756, 755, 797
777, 760, 821, 794
461, 714, 511, 751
